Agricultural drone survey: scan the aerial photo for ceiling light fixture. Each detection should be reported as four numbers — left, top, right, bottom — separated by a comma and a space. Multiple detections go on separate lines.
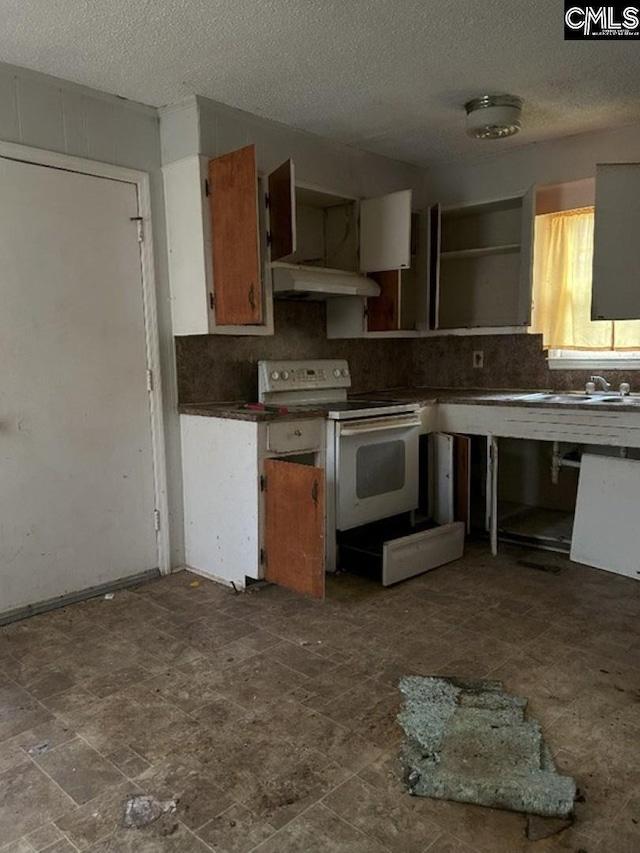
465, 94, 523, 139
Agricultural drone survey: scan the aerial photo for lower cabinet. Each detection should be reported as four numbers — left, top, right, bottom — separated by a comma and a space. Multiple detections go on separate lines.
180, 414, 325, 597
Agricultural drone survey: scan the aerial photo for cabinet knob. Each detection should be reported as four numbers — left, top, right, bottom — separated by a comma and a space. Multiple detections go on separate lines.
294, 429, 302, 436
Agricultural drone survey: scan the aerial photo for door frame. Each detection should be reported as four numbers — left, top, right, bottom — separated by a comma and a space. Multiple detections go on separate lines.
0, 140, 170, 575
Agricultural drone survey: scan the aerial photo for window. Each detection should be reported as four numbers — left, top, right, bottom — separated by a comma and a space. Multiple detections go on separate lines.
530, 206, 640, 366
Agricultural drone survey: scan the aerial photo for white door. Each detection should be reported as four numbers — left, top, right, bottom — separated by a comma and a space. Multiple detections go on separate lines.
0, 157, 158, 614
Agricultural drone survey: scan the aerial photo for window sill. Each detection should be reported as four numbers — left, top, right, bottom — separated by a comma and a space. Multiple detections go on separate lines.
547, 351, 640, 370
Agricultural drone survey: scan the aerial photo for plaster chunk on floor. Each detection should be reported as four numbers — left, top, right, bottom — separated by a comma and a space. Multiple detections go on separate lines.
398, 676, 576, 818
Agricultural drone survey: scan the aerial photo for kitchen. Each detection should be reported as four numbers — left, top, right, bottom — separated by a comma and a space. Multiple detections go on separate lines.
1, 7, 640, 848
169, 95, 640, 598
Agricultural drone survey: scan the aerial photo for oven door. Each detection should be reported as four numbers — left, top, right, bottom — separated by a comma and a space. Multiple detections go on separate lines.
335, 413, 420, 530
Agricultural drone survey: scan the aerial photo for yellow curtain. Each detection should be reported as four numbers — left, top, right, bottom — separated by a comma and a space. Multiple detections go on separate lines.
530, 207, 640, 350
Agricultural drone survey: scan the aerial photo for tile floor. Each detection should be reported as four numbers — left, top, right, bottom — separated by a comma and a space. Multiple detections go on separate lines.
0, 542, 639, 852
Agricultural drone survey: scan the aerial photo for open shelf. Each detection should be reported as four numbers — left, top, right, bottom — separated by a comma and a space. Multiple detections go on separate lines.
440, 243, 521, 260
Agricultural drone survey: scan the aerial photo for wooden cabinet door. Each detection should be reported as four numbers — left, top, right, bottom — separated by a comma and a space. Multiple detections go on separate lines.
264, 459, 325, 599
208, 145, 263, 325
592, 163, 640, 320
268, 159, 296, 261
359, 189, 412, 272
366, 270, 400, 331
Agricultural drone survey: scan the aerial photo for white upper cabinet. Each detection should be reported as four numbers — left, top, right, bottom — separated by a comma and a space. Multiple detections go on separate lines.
359, 189, 412, 273
164, 143, 416, 338
592, 163, 640, 320
429, 188, 535, 330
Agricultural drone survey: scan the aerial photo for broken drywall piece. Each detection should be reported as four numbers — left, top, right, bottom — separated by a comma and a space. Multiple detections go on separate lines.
123, 795, 178, 829
398, 676, 576, 818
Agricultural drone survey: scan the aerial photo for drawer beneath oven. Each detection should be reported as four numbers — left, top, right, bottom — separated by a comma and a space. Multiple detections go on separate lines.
267, 419, 324, 453
338, 516, 464, 587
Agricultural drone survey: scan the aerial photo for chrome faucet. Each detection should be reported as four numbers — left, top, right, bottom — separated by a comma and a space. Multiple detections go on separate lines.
590, 375, 611, 392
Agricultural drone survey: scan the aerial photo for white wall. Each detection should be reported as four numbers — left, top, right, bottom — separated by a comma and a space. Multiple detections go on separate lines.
429, 121, 640, 207
0, 62, 185, 568
161, 95, 428, 206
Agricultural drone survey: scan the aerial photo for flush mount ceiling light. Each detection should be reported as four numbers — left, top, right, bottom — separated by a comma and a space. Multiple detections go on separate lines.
465, 94, 523, 139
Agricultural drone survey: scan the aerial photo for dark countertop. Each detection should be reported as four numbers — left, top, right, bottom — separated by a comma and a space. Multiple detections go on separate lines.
178, 402, 327, 422
179, 388, 640, 420
352, 386, 640, 412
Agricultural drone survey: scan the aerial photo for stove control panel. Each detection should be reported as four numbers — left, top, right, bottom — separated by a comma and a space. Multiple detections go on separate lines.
259, 359, 351, 397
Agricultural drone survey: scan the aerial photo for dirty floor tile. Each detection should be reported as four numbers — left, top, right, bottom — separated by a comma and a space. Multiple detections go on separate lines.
0, 762, 74, 845
34, 738, 125, 805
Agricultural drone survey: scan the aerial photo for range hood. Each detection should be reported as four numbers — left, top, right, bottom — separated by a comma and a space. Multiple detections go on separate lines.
271, 262, 380, 300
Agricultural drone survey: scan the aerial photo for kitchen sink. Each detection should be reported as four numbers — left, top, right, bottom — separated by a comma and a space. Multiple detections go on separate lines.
516, 392, 639, 405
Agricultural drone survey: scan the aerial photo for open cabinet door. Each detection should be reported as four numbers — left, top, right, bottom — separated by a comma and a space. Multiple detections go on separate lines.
453, 434, 471, 533
264, 459, 325, 599
267, 159, 296, 261
431, 433, 455, 525
359, 189, 412, 272
428, 203, 441, 330
367, 270, 401, 331
517, 185, 535, 326
592, 163, 640, 320
208, 144, 262, 325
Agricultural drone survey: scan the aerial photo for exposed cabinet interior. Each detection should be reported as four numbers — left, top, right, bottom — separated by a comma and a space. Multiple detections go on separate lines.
497, 439, 578, 552
287, 186, 358, 271
431, 190, 534, 329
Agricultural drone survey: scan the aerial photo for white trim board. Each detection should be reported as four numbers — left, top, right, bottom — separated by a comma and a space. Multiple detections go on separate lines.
0, 140, 170, 576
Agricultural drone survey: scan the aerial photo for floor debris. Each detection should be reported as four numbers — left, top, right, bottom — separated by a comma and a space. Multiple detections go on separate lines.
122, 795, 178, 829
398, 676, 577, 818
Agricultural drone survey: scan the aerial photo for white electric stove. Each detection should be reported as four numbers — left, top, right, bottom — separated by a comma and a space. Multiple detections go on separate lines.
258, 359, 421, 540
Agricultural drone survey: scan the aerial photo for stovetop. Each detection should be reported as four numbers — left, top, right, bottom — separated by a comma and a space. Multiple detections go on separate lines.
286, 399, 419, 420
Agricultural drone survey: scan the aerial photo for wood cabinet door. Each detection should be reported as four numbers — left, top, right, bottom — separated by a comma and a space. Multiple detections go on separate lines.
592, 163, 640, 320
366, 270, 400, 331
268, 159, 296, 261
264, 459, 325, 599
208, 145, 262, 325
359, 189, 412, 272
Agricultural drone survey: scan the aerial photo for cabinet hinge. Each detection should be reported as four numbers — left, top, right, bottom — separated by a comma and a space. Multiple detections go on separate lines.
260, 475, 267, 492
209, 292, 215, 311
153, 509, 161, 531
264, 192, 270, 209
146, 369, 153, 392
130, 216, 144, 242
266, 231, 272, 246
204, 179, 210, 197
260, 547, 267, 566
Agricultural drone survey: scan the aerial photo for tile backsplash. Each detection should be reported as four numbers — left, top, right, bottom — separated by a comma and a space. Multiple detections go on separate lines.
175, 301, 414, 403
175, 303, 638, 404
412, 333, 638, 392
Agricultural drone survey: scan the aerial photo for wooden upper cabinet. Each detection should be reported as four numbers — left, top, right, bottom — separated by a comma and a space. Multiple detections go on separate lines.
592, 163, 640, 320
267, 159, 296, 261
208, 145, 263, 325
366, 270, 401, 332
360, 189, 412, 273
264, 458, 325, 600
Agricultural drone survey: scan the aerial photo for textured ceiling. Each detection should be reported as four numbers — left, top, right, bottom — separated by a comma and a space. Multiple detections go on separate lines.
2, 0, 640, 167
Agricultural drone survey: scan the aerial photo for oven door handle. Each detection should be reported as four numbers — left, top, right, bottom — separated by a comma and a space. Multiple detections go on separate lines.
338, 414, 421, 436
